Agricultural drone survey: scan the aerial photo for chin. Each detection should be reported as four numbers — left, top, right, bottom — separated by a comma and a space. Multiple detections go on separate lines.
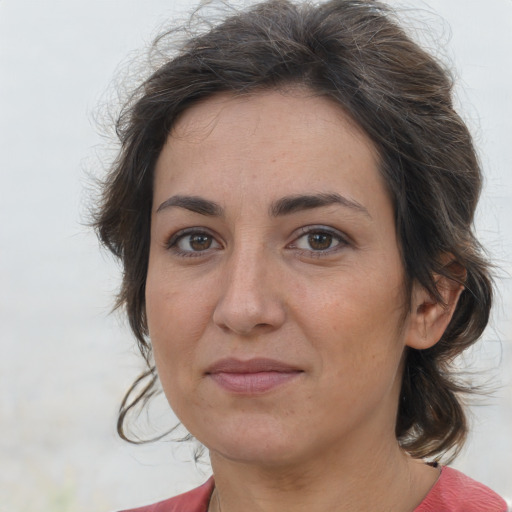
196, 415, 309, 468
210, 441, 305, 469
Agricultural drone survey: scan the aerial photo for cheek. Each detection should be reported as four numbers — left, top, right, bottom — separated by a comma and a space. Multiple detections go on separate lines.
145, 265, 213, 386
300, 265, 404, 330
146, 287, 204, 421
295, 263, 407, 381
146, 278, 222, 436
146, 252, 214, 331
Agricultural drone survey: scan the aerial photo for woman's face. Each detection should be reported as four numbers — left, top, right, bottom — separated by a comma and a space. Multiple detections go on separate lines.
146, 90, 414, 468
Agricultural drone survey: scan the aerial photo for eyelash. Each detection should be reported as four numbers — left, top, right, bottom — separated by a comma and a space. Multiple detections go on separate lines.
289, 226, 349, 256
165, 226, 349, 258
166, 228, 222, 258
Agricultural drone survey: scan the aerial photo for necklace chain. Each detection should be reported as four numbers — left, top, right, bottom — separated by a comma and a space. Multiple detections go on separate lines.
209, 488, 221, 512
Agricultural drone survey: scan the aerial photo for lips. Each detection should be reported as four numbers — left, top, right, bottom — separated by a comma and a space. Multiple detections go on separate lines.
205, 358, 303, 394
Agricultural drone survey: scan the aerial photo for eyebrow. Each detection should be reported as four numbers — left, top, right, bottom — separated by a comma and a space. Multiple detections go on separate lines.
156, 195, 223, 216
156, 192, 370, 218
269, 192, 371, 218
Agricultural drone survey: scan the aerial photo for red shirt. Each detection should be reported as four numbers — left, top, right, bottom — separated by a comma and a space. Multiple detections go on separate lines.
120, 467, 508, 512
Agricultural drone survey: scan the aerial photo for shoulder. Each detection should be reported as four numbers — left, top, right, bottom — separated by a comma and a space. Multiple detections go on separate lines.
118, 478, 215, 512
415, 466, 508, 512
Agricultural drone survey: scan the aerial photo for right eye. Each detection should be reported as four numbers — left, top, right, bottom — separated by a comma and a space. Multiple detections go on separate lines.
167, 230, 221, 256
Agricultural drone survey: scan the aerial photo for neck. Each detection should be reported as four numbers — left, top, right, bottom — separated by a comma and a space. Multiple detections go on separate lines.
208, 434, 438, 512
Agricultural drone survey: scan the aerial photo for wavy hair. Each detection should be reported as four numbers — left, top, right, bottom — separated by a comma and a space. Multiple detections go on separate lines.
94, 0, 492, 461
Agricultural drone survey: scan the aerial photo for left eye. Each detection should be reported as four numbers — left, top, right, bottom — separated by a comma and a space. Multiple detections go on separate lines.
293, 229, 346, 252
168, 230, 222, 254
179, 233, 215, 251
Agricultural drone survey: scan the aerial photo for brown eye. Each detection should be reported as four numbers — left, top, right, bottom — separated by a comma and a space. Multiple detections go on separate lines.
171, 230, 221, 254
307, 232, 333, 250
188, 234, 213, 251
292, 227, 347, 254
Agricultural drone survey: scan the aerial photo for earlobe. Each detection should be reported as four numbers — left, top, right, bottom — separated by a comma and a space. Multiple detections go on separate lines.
405, 266, 465, 350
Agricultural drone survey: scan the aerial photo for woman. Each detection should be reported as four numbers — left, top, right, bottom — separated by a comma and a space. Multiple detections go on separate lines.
95, 0, 508, 510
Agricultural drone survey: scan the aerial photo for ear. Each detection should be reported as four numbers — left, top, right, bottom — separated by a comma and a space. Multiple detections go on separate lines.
405, 260, 465, 350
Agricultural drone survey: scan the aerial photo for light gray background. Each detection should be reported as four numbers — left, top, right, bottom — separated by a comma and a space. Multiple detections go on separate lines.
1, 1, 511, 511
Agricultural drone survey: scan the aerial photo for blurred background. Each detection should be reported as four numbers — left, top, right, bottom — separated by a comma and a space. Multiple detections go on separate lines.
1, 1, 511, 511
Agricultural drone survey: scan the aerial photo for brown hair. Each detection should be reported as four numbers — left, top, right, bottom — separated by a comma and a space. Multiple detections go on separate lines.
94, 0, 492, 461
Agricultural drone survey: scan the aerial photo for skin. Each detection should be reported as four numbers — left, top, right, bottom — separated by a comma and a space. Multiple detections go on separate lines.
146, 89, 462, 512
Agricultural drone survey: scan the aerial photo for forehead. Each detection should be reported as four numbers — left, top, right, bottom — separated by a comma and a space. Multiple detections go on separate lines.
153, 89, 386, 215
169, 89, 375, 155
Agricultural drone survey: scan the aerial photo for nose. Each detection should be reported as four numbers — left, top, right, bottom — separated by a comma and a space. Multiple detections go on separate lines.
212, 245, 286, 337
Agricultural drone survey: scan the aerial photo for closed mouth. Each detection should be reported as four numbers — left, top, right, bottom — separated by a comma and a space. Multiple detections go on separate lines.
205, 358, 304, 394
